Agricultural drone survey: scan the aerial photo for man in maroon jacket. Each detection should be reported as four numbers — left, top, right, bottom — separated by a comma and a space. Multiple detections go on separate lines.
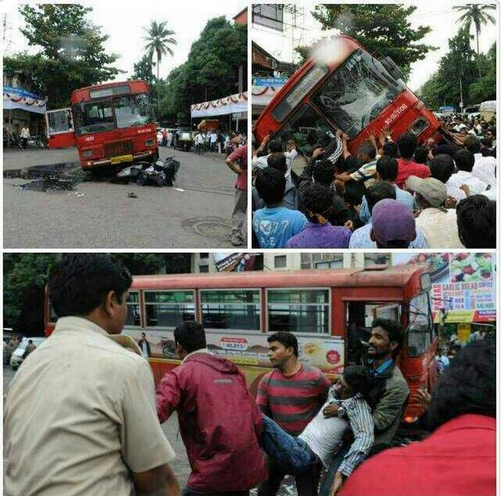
156, 321, 267, 496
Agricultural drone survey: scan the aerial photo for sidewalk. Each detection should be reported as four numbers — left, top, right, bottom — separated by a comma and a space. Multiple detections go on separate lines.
3, 148, 79, 171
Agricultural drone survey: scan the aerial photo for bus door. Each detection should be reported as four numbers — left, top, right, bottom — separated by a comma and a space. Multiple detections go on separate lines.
45, 108, 76, 149
344, 300, 401, 366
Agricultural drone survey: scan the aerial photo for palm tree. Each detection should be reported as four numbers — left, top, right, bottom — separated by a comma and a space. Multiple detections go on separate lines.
454, 4, 496, 56
143, 21, 177, 81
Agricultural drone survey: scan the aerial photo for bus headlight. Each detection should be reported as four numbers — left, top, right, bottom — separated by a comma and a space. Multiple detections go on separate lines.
145, 139, 154, 146
82, 149, 93, 157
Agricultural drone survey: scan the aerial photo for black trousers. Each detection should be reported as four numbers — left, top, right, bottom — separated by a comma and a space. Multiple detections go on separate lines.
257, 454, 322, 496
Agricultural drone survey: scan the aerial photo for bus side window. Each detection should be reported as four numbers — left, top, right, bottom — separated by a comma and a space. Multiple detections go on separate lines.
144, 291, 195, 328
267, 289, 329, 334
201, 290, 260, 331
126, 291, 141, 327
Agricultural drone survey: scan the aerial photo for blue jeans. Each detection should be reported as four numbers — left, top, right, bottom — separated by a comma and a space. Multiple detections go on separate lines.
318, 446, 349, 496
261, 415, 318, 474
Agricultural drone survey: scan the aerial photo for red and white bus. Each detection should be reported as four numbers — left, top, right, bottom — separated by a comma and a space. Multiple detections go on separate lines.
45, 264, 437, 421
45, 80, 158, 171
254, 36, 445, 156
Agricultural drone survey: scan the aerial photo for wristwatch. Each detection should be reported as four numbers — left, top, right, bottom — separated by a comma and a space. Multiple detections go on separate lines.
337, 406, 346, 418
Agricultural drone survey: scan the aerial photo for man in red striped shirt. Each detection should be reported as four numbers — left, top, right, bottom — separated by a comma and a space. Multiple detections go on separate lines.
257, 331, 331, 496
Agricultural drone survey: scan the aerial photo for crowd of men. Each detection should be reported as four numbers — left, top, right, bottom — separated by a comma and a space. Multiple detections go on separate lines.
157, 128, 247, 156
4, 255, 496, 496
193, 130, 247, 155
252, 124, 496, 249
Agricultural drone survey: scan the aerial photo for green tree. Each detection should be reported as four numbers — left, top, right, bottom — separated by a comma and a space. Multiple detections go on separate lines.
143, 20, 177, 81
6, 5, 119, 108
3, 254, 58, 334
454, 4, 496, 55
131, 54, 156, 85
418, 27, 478, 109
468, 42, 496, 102
113, 254, 165, 275
308, 4, 436, 80
157, 17, 247, 123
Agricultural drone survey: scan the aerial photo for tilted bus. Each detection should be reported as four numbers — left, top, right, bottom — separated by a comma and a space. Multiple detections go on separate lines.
45, 265, 437, 421
254, 36, 447, 156
45, 80, 158, 171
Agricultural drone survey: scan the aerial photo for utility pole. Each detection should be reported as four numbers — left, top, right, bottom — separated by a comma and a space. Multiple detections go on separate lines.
459, 77, 464, 112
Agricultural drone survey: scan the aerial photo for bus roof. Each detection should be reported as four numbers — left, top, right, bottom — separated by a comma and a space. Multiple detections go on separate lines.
71, 80, 149, 103
131, 265, 428, 290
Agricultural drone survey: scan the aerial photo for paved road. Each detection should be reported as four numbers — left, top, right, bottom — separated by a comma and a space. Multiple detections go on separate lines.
3, 147, 247, 248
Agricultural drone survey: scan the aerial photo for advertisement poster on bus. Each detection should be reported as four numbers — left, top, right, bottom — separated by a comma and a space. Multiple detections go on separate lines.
133, 329, 344, 375
393, 253, 496, 323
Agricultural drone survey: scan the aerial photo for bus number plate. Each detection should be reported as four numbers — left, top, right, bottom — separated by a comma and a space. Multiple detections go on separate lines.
110, 154, 133, 165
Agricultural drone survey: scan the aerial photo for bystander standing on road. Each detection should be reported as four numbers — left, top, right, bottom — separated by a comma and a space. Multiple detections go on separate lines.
226, 139, 248, 247
20, 124, 30, 149
4, 254, 180, 496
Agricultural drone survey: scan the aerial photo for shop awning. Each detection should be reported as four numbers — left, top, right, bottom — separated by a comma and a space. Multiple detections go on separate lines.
191, 92, 248, 119
3, 86, 47, 115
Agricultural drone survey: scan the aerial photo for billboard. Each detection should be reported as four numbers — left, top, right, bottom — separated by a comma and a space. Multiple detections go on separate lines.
393, 253, 496, 323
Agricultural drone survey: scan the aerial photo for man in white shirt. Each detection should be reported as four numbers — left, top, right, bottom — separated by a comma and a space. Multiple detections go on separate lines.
20, 125, 30, 149
210, 130, 218, 151
406, 176, 464, 248
4, 254, 180, 496
253, 134, 298, 180
447, 149, 486, 195
464, 135, 497, 189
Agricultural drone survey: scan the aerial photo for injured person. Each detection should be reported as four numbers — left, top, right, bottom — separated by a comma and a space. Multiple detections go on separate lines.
260, 365, 374, 492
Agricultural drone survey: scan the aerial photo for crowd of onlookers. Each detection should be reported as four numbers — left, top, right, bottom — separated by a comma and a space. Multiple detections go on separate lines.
251, 121, 496, 249
158, 127, 246, 155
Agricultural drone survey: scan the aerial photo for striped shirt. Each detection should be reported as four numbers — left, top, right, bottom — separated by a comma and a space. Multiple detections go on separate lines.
349, 159, 378, 186
337, 393, 374, 477
298, 390, 374, 475
257, 364, 330, 436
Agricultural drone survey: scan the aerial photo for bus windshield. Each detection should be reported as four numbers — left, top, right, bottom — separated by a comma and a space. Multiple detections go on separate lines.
73, 93, 155, 135
311, 49, 405, 139
274, 104, 336, 156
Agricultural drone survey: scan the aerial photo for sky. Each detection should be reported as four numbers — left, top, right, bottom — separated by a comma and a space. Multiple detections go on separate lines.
1, 1, 497, 93
251, 0, 498, 92
1, 0, 247, 81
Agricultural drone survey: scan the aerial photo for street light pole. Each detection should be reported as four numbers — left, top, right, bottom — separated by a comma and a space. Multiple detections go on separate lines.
459, 77, 464, 112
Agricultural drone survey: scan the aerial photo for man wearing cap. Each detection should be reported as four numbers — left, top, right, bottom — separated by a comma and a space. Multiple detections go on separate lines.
406, 176, 464, 248
349, 183, 427, 249
370, 199, 417, 248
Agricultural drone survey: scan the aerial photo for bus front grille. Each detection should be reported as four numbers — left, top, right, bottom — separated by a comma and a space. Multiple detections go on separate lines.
104, 140, 133, 158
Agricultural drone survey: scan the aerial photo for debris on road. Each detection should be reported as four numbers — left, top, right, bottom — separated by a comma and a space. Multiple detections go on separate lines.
115, 157, 181, 187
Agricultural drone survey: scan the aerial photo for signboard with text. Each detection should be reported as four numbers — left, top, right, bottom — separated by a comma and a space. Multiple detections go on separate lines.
393, 253, 496, 323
